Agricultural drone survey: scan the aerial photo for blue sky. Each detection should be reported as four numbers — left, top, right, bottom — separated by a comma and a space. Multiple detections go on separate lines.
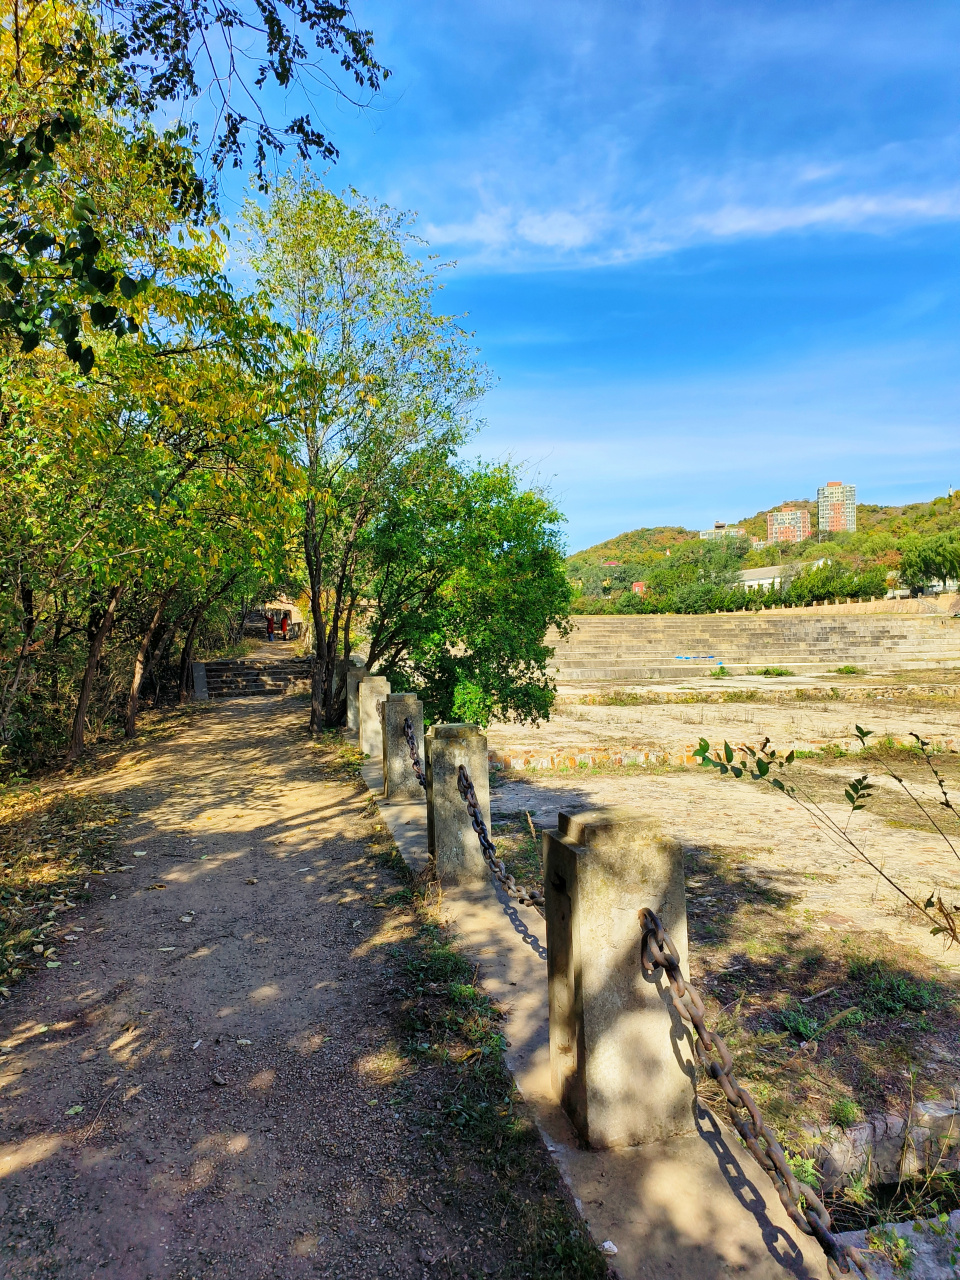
219, 0, 960, 552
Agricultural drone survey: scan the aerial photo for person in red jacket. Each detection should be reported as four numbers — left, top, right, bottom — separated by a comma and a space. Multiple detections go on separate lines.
280, 614, 289, 642
266, 614, 275, 643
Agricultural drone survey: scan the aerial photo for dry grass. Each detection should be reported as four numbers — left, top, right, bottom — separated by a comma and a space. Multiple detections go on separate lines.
0, 787, 128, 995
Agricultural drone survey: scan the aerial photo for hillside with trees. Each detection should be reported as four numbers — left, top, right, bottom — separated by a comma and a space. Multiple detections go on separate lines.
568, 492, 960, 614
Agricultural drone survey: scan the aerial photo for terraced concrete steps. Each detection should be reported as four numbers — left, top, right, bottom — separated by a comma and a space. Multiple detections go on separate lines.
548, 613, 960, 682
202, 656, 313, 698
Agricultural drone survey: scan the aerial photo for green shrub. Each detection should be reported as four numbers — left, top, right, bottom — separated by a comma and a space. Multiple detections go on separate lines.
780, 1006, 820, 1040
829, 1097, 862, 1128
785, 1151, 820, 1187
848, 957, 946, 1019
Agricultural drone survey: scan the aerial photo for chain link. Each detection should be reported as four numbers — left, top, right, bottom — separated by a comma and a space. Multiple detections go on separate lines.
402, 716, 427, 790
639, 908, 877, 1280
456, 766, 545, 914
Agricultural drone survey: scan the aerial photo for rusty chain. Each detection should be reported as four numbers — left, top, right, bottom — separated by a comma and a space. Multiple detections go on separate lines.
639, 908, 877, 1280
402, 716, 427, 790
456, 765, 545, 914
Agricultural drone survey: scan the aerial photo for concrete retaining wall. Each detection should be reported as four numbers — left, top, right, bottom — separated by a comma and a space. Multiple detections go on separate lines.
549, 611, 960, 683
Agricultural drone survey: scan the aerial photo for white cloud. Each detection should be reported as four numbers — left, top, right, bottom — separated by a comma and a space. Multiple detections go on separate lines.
514, 209, 601, 249
692, 191, 960, 238
421, 180, 960, 272
423, 207, 513, 248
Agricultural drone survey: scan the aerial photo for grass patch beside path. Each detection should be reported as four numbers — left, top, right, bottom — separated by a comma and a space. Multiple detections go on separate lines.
366, 832, 608, 1280
0, 788, 126, 996
311, 731, 366, 782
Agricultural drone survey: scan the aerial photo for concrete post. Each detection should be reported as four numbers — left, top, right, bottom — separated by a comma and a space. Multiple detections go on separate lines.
358, 676, 390, 758
191, 662, 208, 701
544, 807, 694, 1150
382, 693, 425, 802
427, 723, 490, 886
424, 726, 436, 857
346, 665, 369, 731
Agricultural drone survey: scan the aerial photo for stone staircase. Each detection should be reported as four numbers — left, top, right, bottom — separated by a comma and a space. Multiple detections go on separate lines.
202, 655, 314, 698
548, 612, 960, 684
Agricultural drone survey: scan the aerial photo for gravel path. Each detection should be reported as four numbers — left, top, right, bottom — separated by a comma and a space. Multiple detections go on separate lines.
0, 697, 592, 1280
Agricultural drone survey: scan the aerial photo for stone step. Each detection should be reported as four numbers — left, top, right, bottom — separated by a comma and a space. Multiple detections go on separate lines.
202, 655, 313, 699
546, 614, 960, 684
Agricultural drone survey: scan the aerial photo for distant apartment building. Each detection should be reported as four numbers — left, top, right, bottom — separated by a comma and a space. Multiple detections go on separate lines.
700, 521, 746, 540
766, 506, 811, 544
818, 481, 857, 533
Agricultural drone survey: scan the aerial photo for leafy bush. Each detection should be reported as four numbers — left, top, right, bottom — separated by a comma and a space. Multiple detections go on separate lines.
829, 1097, 862, 1129
780, 1006, 820, 1040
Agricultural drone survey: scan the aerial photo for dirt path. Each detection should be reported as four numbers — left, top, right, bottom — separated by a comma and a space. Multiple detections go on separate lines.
0, 698, 598, 1280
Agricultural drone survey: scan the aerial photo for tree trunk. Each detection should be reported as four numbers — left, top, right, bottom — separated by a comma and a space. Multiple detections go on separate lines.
308, 588, 326, 732
0, 581, 36, 740
125, 595, 168, 738
178, 607, 204, 703
144, 621, 177, 707
304, 501, 327, 734
235, 598, 251, 645
66, 585, 123, 761
50, 610, 65, 707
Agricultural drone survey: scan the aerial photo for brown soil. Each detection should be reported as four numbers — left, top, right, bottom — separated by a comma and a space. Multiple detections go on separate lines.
0, 698, 600, 1280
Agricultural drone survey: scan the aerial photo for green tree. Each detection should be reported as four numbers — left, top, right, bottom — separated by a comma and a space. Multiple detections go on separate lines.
0, 0, 205, 364
362, 461, 572, 725
243, 176, 488, 729
899, 533, 960, 593
1, 0, 387, 363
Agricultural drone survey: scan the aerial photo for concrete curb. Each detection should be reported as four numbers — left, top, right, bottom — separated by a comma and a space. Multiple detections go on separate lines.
360, 758, 836, 1279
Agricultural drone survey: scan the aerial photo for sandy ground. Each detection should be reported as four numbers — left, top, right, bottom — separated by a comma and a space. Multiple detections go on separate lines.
0, 699, 567, 1280
489, 764, 960, 981
483, 671, 960, 979
488, 684, 960, 764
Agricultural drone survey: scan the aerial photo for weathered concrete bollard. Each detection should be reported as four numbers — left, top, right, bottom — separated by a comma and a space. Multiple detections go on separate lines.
358, 676, 390, 758
381, 693, 425, 802
191, 662, 208, 701
426, 723, 490, 886
346, 665, 369, 731
544, 808, 694, 1150
424, 726, 436, 857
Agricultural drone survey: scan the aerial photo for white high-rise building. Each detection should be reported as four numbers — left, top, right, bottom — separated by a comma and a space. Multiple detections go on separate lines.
817, 482, 857, 534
